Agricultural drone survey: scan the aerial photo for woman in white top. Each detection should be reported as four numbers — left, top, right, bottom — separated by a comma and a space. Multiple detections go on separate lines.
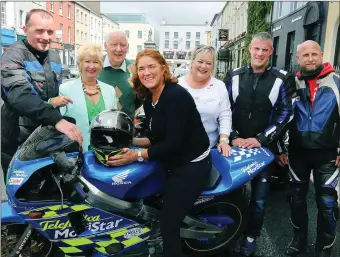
178, 45, 232, 156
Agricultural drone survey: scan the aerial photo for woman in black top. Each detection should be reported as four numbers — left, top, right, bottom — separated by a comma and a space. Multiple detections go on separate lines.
108, 49, 211, 257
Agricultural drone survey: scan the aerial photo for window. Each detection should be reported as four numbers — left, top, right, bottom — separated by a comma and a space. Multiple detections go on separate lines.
272, 36, 279, 67
174, 32, 178, 39
68, 26, 71, 43
137, 45, 142, 53
76, 10, 79, 22
19, 10, 24, 27
91, 35, 93, 42
165, 32, 169, 39
186, 41, 190, 50
77, 30, 79, 40
91, 17, 93, 28
285, 31, 295, 71
1, 2, 6, 26
81, 31, 83, 41
50, 2, 54, 12
195, 41, 200, 48
290, 2, 298, 12
85, 14, 87, 25
138, 30, 142, 39
186, 32, 191, 40
81, 12, 83, 23
276, 2, 283, 18
67, 5, 71, 19
125, 30, 130, 38
59, 1, 63, 16
196, 32, 200, 40
85, 33, 87, 40
164, 40, 169, 49
174, 40, 178, 49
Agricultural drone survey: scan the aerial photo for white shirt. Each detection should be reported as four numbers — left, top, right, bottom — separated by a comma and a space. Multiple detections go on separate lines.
103, 56, 127, 72
178, 76, 232, 147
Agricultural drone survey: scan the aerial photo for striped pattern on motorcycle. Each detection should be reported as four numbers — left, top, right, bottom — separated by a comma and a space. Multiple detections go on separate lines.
19, 204, 91, 219
232, 148, 261, 162
58, 226, 150, 255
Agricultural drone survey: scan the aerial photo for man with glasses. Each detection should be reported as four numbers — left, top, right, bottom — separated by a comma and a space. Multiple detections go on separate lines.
98, 31, 142, 121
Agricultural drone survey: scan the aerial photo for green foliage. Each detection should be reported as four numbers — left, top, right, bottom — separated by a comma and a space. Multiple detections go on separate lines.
242, 1, 273, 66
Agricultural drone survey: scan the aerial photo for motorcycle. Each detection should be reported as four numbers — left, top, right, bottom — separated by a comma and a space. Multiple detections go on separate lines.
1, 123, 274, 257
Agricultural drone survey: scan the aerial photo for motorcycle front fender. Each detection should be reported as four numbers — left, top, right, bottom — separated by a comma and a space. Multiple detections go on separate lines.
1, 201, 25, 224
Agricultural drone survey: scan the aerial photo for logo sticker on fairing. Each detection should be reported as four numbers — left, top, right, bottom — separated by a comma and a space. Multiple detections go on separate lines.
123, 227, 143, 239
8, 177, 24, 185
112, 170, 132, 185
241, 161, 265, 176
39, 214, 124, 239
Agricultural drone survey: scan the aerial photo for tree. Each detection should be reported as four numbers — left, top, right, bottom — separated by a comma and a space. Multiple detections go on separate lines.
242, 1, 273, 65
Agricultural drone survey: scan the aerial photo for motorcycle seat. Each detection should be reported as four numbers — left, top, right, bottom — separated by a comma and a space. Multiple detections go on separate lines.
204, 165, 221, 190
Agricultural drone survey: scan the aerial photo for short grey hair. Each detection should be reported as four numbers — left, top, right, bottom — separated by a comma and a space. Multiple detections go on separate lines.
191, 45, 217, 75
104, 30, 128, 43
252, 32, 272, 42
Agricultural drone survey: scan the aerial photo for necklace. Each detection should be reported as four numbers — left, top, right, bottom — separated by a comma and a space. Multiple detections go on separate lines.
82, 83, 100, 96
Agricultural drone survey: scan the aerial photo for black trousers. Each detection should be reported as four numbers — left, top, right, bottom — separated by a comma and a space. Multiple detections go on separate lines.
1, 142, 18, 184
287, 149, 339, 249
160, 154, 212, 257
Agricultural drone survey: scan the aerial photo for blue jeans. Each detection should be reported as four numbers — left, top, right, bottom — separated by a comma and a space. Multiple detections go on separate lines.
244, 164, 273, 237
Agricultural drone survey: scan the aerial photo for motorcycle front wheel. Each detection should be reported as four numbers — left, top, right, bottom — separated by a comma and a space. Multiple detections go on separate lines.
1, 223, 57, 257
183, 190, 248, 257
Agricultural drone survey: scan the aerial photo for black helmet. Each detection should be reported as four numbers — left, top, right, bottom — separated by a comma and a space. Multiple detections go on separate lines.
90, 110, 134, 166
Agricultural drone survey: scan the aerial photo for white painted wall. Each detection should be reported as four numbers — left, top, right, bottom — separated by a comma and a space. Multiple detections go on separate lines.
13, 1, 46, 35
159, 24, 207, 53
90, 11, 102, 45
118, 23, 155, 60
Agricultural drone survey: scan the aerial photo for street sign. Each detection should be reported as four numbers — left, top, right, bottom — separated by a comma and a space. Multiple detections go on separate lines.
218, 29, 229, 41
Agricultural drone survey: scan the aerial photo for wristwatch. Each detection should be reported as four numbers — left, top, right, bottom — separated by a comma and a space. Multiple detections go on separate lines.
220, 137, 230, 144
137, 150, 144, 162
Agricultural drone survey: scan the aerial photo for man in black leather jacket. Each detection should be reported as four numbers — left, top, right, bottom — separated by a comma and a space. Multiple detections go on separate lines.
224, 32, 294, 257
1, 9, 82, 182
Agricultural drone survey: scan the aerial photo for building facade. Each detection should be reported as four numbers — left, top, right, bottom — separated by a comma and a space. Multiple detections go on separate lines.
12, 1, 46, 41
159, 24, 208, 69
101, 14, 119, 52
46, 1, 75, 65
105, 14, 156, 61
75, 2, 90, 58
271, 1, 328, 72
89, 10, 102, 45
322, 1, 340, 69
219, 2, 248, 70
1, 1, 17, 53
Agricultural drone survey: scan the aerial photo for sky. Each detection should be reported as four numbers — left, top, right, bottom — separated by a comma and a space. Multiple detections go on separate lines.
100, 1, 226, 27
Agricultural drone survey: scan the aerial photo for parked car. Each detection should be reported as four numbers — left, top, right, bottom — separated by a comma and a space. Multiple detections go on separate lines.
173, 63, 189, 78
61, 64, 71, 79
69, 65, 79, 78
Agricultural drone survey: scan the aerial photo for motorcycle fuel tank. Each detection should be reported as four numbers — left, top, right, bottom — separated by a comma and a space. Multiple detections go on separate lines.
82, 151, 167, 200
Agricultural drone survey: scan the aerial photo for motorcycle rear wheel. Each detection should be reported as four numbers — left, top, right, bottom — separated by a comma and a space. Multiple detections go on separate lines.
183, 191, 248, 257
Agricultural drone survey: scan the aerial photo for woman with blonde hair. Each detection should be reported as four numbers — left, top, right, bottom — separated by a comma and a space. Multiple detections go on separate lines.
178, 45, 232, 157
59, 44, 117, 151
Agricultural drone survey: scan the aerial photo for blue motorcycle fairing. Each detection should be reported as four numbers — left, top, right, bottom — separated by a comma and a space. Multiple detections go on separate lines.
82, 151, 167, 200
5, 152, 80, 211
201, 147, 274, 196
1, 202, 25, 224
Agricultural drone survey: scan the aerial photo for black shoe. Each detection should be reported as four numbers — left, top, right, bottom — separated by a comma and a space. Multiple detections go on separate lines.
316, 247, 332, 257
285, 236, 306, 256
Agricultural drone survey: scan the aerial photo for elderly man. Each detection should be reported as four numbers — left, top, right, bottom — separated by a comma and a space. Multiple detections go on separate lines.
98, 31, 142, 121
284, 40, 340, 257
1, 9, 82, 182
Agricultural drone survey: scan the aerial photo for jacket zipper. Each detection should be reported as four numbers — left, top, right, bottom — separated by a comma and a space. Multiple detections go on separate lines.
249, 76, 260, 120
